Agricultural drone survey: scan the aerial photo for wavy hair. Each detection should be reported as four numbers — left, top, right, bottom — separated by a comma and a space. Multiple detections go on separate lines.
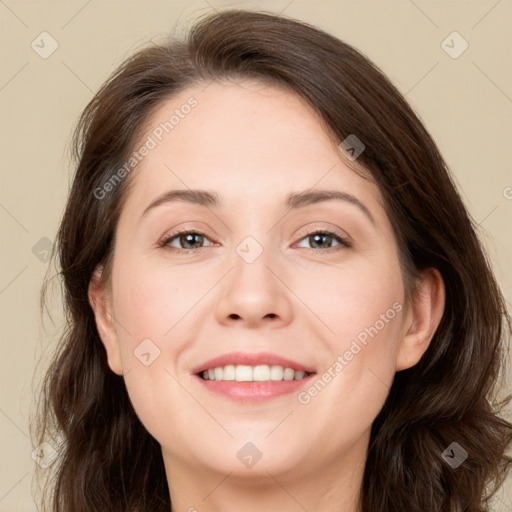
33, 8, 512, 511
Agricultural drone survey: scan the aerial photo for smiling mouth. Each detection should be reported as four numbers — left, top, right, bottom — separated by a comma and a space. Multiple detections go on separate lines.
197, 364, 314, 382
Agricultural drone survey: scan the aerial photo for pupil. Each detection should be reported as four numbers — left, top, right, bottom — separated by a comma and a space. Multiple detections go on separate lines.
183, 233, 202, 249
312, 234, 330, 248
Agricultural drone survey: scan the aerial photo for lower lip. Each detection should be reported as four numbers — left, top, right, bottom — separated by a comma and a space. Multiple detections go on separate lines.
193, 374, 316, 402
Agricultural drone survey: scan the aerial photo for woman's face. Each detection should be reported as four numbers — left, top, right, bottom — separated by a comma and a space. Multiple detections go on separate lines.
90, 79, 436, 489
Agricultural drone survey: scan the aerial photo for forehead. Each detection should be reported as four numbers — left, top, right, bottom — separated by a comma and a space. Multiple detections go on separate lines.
124, 79, 382, 217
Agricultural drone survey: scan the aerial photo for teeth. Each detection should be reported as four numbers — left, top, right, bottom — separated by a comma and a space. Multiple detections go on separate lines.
223, 364, 236, 380
236, 365, 253, 382
201, 364, 309, 382
253, 365, 270, 381
283, 368, 295, 380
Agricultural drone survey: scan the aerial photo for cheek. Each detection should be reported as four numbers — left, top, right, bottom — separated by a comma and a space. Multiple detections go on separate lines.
294, 246, 405, 352
293, 249, 404, 421
112, 257, 211, 349
110, 260, 207, 441
295, 301, 403, 457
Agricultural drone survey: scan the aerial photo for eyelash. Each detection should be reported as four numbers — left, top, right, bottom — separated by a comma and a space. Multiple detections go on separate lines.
158, 228, 352, 254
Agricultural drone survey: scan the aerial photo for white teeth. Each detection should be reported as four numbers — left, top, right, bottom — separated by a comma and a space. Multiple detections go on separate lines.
253, 365, 270, 381
235, 365, 253, 381
269, 365, 283, 380
283, 368, 295, 381
223, 364, 236, 380
200, 364, 310, 382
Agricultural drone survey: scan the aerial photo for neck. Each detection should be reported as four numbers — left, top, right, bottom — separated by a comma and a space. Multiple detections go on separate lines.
163, 431, 368, 512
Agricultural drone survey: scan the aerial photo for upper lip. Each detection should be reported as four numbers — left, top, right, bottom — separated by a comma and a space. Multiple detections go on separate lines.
191, 352, 316, 375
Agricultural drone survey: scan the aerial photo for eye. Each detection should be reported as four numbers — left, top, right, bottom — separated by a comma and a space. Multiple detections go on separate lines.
295, 229, 351, 251
159, 230, 215, 252
159, 228, 351, 254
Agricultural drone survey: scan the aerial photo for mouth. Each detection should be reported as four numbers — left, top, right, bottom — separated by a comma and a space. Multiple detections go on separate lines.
197, 364, 313, 382
191, 352, 317, 401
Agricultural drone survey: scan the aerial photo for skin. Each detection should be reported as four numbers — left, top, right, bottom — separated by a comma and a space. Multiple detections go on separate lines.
88, 79, 445, 512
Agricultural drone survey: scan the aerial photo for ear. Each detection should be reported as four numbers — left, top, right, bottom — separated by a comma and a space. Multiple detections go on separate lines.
396, 268, 445, 371
88, 268, 123, 375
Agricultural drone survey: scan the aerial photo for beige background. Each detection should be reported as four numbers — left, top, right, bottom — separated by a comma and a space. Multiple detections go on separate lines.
1, 1, 511, 510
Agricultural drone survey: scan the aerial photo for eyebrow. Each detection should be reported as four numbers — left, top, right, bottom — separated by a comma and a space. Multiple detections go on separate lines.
141, 188, 375, 224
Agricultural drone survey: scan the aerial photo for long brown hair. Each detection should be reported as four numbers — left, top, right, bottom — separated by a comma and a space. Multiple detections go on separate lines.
33, 8, 512, 511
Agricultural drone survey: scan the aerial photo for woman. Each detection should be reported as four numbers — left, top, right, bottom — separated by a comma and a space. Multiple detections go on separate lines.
33, 8, 511, 512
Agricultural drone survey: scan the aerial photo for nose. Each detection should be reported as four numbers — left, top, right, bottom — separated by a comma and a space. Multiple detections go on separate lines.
214, 242, 294, 329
